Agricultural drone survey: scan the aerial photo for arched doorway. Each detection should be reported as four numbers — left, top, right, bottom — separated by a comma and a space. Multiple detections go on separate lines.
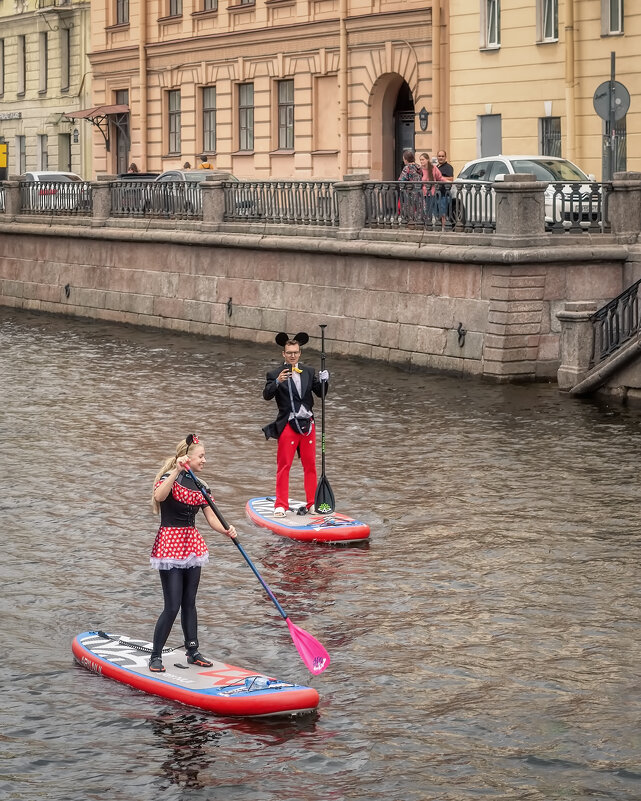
369, 75, 416, 180
394, 82, 416, 179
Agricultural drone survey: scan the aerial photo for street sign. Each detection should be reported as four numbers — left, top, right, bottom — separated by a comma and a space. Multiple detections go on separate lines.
593, 80, 630, 121
0, 143, 7, 169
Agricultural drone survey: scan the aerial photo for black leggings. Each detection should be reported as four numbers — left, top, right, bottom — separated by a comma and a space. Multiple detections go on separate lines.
151, 566, 202, 659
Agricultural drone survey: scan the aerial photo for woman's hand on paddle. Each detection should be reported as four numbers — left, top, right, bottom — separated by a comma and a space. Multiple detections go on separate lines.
176, 455, 190, 470
225, 525, 237, 539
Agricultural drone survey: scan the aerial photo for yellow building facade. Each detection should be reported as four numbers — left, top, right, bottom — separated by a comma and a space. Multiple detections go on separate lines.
447, 0, 640, 180
0, 0, 92, 179
88, 0, 445, 179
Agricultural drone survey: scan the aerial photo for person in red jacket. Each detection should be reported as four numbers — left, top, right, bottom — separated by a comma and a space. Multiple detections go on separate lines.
262, 332, 329, 517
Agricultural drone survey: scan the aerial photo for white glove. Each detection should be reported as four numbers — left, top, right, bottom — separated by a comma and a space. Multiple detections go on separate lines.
319, 369, 329, 382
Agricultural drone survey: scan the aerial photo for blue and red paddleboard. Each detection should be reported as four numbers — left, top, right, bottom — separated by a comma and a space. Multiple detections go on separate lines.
245, 497, 370, 543
72, 631, 319, 717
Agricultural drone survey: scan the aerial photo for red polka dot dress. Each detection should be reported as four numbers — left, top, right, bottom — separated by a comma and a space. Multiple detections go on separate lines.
150, 472, 210, 570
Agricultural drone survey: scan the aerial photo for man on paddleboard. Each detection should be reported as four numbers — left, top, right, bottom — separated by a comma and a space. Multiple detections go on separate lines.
262, 332, 329, 517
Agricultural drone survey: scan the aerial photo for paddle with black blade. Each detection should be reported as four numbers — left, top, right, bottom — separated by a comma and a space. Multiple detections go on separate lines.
314, 324, 336, 514
184, 466, 330, 675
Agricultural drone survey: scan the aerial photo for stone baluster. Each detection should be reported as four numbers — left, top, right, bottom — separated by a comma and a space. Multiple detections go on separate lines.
334, 181, 366, 240
608, 171, 641, 236
556, 301, 598, 390
494, 173, 546, 239
200, 180, 226, 231
91, 181, 112, 225
2, 181, 22, 220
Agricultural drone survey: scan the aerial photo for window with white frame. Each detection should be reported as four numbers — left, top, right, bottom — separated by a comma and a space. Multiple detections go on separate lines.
202, 86, 216, 152
537, 0, 558, 42
602, 0, 623, 34
277, 80, 294, 149
481, 0, 500, 48
168, 90, 181, 154
238, 83, 254, 151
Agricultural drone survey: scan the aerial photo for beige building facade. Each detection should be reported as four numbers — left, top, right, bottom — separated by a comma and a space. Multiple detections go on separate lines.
88, 0, 446, 179
0, 0, 92, 179
447, 0, 640, 180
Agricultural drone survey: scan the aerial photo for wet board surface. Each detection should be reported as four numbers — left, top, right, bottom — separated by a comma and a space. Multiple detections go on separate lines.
72, 631, 319, 718
246, 497, 370, 543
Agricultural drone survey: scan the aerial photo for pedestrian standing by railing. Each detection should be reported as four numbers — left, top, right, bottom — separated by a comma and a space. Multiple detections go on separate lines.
397, 149, 423, 223
419, 152, 443, 226
436, 150, 454, 229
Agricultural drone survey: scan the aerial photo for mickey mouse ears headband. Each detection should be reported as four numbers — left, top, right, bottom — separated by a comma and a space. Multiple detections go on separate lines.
185, 433, 200, 448
275, 331, 309, 347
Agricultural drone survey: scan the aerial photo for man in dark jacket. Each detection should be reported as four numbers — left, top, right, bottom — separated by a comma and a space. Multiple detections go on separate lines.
262, 332, 329, 516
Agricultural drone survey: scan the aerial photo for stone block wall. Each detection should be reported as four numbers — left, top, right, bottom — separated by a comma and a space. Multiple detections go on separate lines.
0, 223, 629, 382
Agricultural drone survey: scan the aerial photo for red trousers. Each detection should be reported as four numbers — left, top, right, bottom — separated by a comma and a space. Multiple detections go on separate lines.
275, 420, 317, 511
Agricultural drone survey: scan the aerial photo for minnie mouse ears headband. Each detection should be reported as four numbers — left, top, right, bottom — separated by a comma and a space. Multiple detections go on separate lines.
185, 433, 200, 448
275, 331, 309, 347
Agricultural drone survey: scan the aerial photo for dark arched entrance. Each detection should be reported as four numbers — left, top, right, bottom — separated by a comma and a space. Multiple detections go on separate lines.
394, 82, 415, 179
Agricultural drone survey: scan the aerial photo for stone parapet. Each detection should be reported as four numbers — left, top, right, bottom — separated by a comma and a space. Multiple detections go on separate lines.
334, 181, 366, 240
91, 182, 111, 225
609, 172, 641, 237
494, 174, 545, 240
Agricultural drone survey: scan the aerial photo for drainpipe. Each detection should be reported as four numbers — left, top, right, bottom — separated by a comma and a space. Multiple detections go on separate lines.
564, 0, 576, 163
339, 0, 348, 177
431, 0, 441, 152
139, 0, 148, 170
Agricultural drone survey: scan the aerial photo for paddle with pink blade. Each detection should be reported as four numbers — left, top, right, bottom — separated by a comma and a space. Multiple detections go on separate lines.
184, 466, 330, 675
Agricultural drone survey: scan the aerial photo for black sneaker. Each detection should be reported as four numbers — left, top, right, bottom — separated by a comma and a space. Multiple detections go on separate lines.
186, 652, 213, 667
149, 656, 165, 673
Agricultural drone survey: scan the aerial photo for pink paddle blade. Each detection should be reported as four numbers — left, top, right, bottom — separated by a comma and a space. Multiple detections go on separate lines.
286, 618, 330, 675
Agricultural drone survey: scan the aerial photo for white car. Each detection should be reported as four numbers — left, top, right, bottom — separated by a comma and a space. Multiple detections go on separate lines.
451, 155, 602, 229
20, 170, 90, 212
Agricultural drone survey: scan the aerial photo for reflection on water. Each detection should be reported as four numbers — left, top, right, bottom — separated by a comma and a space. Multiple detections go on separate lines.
1, 307, 641, 801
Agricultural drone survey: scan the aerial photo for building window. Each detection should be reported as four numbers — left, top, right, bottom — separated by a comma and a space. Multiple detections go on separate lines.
17, 35, 26, 95
116, 0, 129, 24
0, 40, 4, 97
537, 0, 558, 41
168, 90, 181, 154
603, 116, 627, 174
38, 135, 49, 170
202, 86, 216, 152
58, 133, 72, 172
602, 0, 623, 34
481, 0, 500, 48
277, 79, 294, 150
169, 0, 182, 16
238, 83, 254, 151
39, 32, 49, 93
539, 117, 561, 157
60, 28, 70, 91
16, 135, 26, 174
203, 0, 217, 8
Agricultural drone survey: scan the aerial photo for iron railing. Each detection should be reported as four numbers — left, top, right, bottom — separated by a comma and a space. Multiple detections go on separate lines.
111, 180, 202, 219
591, 278, 641, 365
19, 181, 92, 215
546, 182, 612, 233
223, 181, 338, 225
364, 181, 495, 232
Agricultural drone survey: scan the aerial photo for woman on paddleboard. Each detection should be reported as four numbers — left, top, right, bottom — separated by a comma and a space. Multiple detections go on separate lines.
148, 434, 236, 673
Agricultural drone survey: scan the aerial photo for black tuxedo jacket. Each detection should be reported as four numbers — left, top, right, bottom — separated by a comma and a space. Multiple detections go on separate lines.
262, 362, 327, 440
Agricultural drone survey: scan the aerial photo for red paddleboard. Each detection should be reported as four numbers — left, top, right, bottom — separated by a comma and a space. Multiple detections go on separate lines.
245, 497, 370, 544
72, 631, 319, 717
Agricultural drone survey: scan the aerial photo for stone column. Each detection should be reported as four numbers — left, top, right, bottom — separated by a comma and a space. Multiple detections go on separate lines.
2, 181, 22, 219
91, 182, 111, 225
494, 174, 545, 239
334, 181, 366, 240
200, 180, 226, 231
556, 301, 597, 391
608, 172, 641, 236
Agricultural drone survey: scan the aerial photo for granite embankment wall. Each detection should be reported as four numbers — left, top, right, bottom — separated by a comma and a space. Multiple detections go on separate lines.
0, 219, 629, 381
